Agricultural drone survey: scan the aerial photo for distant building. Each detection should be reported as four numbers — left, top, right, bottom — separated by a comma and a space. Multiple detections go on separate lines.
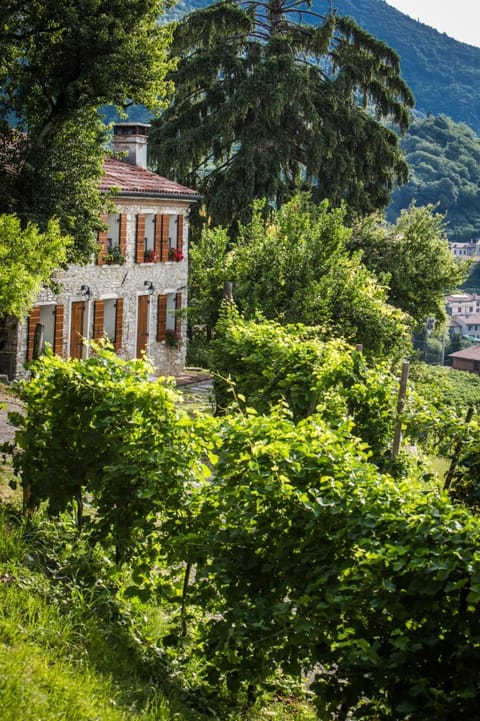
446, 293, 480, 317
451, 314, 480, 340
449, 344, 480, 374
449, 241, 480, 258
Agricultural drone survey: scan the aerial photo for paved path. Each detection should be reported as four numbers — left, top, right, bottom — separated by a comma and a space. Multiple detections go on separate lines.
0, 383, 22, 445
174, 370, 213, 387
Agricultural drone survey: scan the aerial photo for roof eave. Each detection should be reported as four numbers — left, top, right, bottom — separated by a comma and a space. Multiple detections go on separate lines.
101, 189, 203, 202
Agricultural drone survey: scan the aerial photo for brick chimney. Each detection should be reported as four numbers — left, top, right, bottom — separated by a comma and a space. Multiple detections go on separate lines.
112, 122, 150, 169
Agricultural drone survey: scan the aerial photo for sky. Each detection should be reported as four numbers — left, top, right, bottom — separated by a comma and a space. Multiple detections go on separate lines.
386, 1, 480, 48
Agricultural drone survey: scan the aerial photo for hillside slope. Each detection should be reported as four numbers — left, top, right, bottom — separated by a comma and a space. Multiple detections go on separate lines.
333, 0, 480, 133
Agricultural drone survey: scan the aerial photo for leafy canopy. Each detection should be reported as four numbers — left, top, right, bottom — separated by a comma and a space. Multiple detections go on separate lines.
188, 195, 412, 362
0, 0, 176, 258
210, 308, 411, 471
7, 329, 480, 719
0, 214, 71, 317
350, 203, 469, 326
149, 0, 414, 233
9, 343, 205, 562
191, 406, 480, 720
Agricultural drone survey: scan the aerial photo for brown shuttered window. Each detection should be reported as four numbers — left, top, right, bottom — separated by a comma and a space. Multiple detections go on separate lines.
153, 214, 161, 261
26, 307, 41, 362
160, 214, 170, 262
136, 214, 145, 264
119, 213, 127, 258
176, 214, 184, 251
114, 298, 124, 352
53, 305, 64, 357
175, 292, 182, 334
70, 301, 86, 359
157, 295, 167, 341
97, 213, 109, 265
93, 300, 105, 340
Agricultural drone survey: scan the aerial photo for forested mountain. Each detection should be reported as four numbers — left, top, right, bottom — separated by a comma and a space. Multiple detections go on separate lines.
388, 115, 480, 241
172, 0, 480, 134
332, 0, 480, 134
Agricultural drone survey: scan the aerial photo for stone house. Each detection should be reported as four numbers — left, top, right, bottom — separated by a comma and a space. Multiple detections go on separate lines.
0, 123, 201, 380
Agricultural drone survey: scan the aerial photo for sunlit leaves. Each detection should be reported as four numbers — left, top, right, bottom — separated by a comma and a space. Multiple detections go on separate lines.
0, 214, 71, 317
10, 343, 211, 563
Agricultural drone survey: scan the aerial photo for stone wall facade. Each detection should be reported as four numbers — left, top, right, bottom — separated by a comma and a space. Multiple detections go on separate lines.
10, 196, 192, 381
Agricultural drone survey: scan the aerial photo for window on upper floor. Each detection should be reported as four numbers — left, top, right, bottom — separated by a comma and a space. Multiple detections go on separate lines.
144, 213, 155, 253
168, 215, 178, 250
107, 214, 120, 249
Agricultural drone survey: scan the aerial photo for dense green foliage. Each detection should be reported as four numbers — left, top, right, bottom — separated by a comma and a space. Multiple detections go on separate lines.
350, 203, 468, 324
210, 309, 410, 471
9, 344, 202, 563
174, 0, 480, 133
0, 0, 175, 258
387, 115, 480, 241
0, 214, 71, 317
410, 363, 480, 415
1, 509, 308, 721
150, 0, 413, 233
188, 196, 412, 362
5, 342, 480, 719
168, 0, 480, 242
190, 410, 480, 721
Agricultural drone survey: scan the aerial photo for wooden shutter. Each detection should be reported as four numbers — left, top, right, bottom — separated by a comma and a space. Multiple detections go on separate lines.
175, 292, 182, 334
93, 300, 105, 340
136, 214, 145, 264
53, 305, 64, 357
176, 214, 184, 251
70, 301, 85, 359
119, 213, 127, 258
97, 213, 109, 265
157, 295, 167, 341
114, 298, 124, 352
160, 214, 170, 262
26, 307, 41, 362
136, 295, 149, 358
154, 214, 162, 260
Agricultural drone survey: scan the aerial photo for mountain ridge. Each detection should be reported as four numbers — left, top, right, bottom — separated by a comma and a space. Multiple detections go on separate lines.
333, 0, 480, 133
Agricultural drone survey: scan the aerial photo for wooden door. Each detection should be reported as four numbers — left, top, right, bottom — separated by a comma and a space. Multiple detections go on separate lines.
70, 301, 85, 359
136, 295, 149, 358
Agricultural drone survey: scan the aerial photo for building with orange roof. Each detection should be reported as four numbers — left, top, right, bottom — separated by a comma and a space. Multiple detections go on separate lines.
1, 124, 202, 380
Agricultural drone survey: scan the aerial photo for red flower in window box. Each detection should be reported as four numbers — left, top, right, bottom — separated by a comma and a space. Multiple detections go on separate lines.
144, 249, 159, 262
168, 248, 184, 262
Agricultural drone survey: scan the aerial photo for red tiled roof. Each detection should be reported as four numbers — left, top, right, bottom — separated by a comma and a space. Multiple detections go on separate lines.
449, 344, 480, 360
100, 157, 202, 200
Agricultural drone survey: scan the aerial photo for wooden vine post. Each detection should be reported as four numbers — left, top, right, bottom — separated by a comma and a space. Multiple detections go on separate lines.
223, 280, 233, 303
391, 361, 410, 461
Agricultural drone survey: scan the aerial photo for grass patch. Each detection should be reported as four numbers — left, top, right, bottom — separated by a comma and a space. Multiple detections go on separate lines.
426, 455, 450, 485
0, 510, 315, 721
